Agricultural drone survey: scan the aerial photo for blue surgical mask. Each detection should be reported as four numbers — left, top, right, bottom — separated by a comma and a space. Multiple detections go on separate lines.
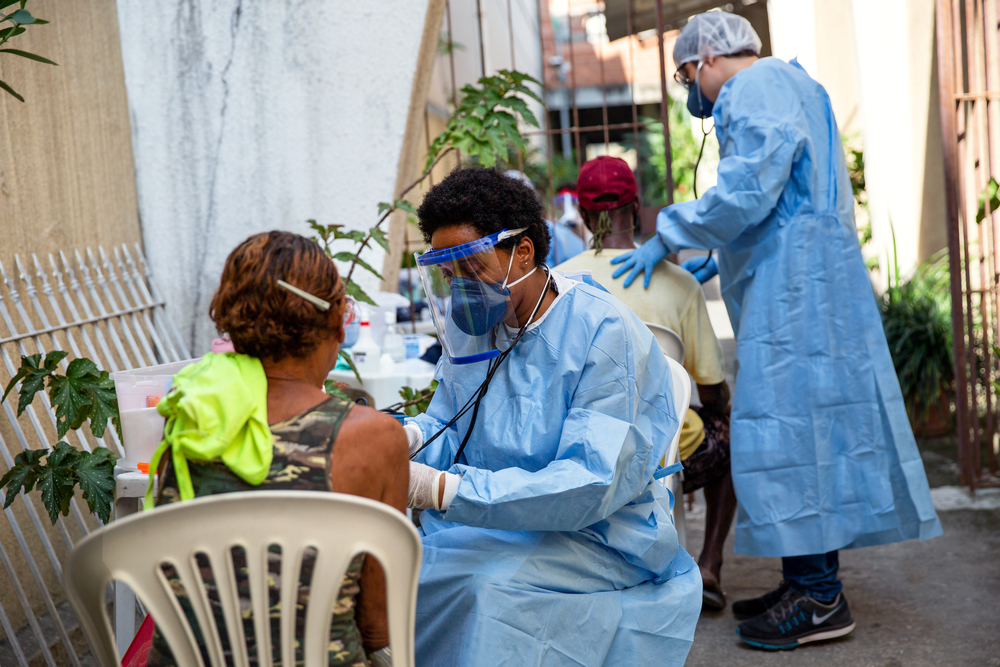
686, 61, 714, 119
448, 251, 536, 337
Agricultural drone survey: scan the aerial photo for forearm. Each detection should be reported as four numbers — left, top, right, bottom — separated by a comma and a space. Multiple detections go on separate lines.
355, 557, 389, 653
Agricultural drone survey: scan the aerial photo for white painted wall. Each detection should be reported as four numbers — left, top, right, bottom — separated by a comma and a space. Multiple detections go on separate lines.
116, 0, 436, 354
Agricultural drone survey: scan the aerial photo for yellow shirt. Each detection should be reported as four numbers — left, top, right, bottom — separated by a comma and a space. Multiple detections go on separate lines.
556, 249, 726, 461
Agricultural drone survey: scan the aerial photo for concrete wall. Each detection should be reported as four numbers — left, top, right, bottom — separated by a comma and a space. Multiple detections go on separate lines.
766, 0, 946, 285
116, 0, 445, 353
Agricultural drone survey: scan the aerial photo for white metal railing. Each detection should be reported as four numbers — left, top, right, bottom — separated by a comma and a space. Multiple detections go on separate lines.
0, 244, 188, 666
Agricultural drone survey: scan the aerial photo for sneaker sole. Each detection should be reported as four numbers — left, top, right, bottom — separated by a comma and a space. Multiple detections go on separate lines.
737, 622, 856, 650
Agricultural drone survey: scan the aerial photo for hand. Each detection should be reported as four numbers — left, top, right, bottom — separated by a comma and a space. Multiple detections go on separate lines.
610, 236, 669, 288
403, 423, 422, 454
680, 255, 719, 283
407, 462, 461, 510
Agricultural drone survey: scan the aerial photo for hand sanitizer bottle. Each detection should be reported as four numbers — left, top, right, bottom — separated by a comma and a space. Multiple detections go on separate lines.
350, 320, 381, 374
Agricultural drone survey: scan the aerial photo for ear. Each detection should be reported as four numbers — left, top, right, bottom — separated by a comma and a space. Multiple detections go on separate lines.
515, 235, 535, 266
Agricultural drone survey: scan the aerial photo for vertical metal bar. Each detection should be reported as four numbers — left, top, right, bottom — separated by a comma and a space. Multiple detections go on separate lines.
979, 0, 1000, 474
654, 0, 675, 204
114, 247, 171, 364
80, 249, 149, 368
0, 590, 30, 667
937, 0, 973, 489
565, 2, 582, 170
98, 247, 157, 365
29, 255, 126, 457
535, 0, 556, 213
120, 245, 182, 363
0, 526, 57, 667
43, 255, 113, 370
133, 245, 191, 359
508, 0, 516, 69
477, 0, 487, 77
598, 3, 610, 149
626, 0, 642, 203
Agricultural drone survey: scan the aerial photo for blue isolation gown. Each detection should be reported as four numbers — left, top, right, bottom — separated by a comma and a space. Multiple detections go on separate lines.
409, 272, 701, 667
654, 58, 942, 557
546, 220, 586, 267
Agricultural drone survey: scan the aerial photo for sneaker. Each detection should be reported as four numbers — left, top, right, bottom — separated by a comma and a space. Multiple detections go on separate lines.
731, 580, 791, 620
736, 589, 855, 650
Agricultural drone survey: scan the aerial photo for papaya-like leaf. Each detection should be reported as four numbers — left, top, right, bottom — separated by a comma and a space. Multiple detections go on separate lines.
394, 199, 417, 215
338, 349, 362, 385
369, 228, 390, 253
323, 380, 352, 403
332, 251, 355, 263
0, 447, 45, 509
75, 448, 115, 523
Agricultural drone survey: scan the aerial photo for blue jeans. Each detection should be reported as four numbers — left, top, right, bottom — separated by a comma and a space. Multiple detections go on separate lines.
782, 551, 842, 603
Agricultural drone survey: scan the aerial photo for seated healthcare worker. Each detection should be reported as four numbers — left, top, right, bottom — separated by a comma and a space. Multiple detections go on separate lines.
609, 11, 942, 650
402, 166, 701, 666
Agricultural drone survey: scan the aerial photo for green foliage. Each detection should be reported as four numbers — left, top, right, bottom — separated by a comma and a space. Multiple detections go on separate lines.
3, 351, 121, 439
880, 250, 954, 421
0, 442, 116, 523
394, 380, 438, 417
426, 69, 542, 170
438, 32, 464, 55
620, 98, 708, 207
323, 380, 352, 403
976, 177, 998, 223
0, 1, 57, 102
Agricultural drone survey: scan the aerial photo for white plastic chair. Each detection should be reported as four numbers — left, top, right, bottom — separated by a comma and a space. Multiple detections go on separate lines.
644, 322, 685, 364
64, 491, 422, 667
662, 357, 692, 551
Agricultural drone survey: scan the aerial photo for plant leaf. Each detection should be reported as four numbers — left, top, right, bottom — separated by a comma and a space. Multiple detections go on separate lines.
332, 251, 356, 263
0, 48, 55, 65
0, 0, 21, 11
48, 358, 100, 438
75, 448, 115, 523
338, 349, 362, 385
35, 442, 79, 524
369, 228, 390, 253
352, 255, 383, 281
0, 26, 26, 40
0, 447, 45, 509
394, 199, 417, 215
345, 281, 377, 307
4, 353, 59, 415
323, 380, 352, 403
8, 8, 33, 23
377, 202, 392, 216
83, 373, 119, 440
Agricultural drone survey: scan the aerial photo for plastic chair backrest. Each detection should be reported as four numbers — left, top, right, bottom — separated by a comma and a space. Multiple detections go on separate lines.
63, 491, 422, 667
663, 357, 692, 470
644, 322, 685, 364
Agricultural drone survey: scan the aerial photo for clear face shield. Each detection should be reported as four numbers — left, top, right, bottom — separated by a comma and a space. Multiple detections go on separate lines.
415, 228, 535, 365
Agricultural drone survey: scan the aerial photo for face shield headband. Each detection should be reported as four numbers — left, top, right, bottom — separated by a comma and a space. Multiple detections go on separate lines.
415, 228, 531, 365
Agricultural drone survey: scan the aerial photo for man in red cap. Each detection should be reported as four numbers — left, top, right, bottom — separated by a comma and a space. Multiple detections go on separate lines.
556, 155, 737, 611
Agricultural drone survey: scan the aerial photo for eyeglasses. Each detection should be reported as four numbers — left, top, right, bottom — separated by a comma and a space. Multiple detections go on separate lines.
673, 68, 693, 90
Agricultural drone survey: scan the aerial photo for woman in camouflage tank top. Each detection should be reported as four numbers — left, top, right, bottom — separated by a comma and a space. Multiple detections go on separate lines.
147, 232, 409, 666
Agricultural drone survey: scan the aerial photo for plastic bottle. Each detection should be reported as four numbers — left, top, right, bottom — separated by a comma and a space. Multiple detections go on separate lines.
350, 320, 381, 373
405, 334, 420, 360
382, 311, 407, 363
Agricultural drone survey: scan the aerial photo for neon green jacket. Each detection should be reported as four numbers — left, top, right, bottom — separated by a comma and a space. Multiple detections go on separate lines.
145, 352, 271, 508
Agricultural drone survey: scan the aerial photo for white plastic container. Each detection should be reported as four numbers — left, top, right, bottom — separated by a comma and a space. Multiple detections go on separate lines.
112, 359, 198, 471
119, 407, 166, 471
350, 320, 381, 373
382, 311, 407, 363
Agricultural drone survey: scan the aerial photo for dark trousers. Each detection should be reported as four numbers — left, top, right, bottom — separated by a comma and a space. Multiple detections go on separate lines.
782, 551, 842, 603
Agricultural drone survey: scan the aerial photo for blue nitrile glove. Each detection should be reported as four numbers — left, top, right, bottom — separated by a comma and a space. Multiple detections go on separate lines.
610, 236, 669, 289
681, 255, 718, 284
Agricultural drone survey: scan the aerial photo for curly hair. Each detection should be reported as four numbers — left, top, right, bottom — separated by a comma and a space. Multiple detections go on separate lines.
210, 231, 346, 362
416, 167, 550, 264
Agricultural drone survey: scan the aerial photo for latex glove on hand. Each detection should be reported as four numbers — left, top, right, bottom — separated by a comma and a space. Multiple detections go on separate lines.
680, 255, 719, 284
403, 423, 423, 454
408, 462, 461, 511
610, 236, 669, 288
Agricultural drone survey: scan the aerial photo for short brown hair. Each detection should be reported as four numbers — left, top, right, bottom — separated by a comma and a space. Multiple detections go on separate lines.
210, 231, 346, 361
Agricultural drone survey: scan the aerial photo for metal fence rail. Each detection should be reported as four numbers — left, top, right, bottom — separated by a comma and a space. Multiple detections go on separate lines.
0, 245, 188, 665
936, 0, 1000, 491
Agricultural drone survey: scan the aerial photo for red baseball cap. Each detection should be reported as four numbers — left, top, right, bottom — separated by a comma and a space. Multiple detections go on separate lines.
577, 156, 638, 211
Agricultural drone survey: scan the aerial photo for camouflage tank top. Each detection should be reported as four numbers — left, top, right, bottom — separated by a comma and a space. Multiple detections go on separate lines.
146, 396, 370, 667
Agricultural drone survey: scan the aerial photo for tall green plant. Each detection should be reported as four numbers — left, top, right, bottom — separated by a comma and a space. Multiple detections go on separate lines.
0, 351, 119, 523
0, 1, 57, 102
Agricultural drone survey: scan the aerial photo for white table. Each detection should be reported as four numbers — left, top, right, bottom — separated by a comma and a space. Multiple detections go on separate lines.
113, 466, 153, 657
328, 358, 436, 410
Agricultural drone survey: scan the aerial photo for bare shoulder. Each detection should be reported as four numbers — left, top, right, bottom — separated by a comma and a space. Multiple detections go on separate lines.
337, 405, 408, 466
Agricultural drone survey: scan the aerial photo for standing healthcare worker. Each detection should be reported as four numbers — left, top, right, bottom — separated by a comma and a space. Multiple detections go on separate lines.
403, 167, 701, 666
610, 11, 942, 650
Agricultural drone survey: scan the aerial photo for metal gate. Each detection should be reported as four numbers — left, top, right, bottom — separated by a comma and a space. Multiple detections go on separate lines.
936, 0, 1000, 490
0, 245, 188, 665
